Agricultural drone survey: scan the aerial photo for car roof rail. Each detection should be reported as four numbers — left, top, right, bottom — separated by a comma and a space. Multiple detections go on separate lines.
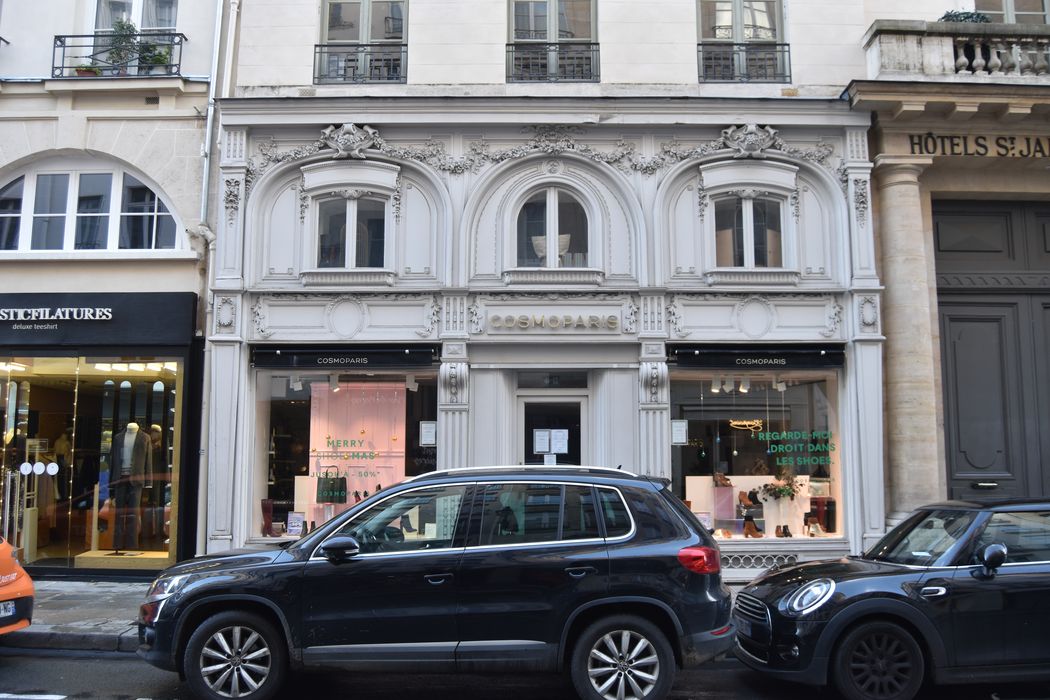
405, 465, 638, 481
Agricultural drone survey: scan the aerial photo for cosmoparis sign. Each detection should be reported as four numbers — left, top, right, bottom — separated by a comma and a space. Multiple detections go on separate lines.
488, 313, 620, 331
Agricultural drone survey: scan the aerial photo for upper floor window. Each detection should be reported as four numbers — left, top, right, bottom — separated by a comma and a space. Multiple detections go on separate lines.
0, 168, 177, 253
698, 0, 789, 82
713, 192, 783, 268
508, 0, 598, 82
976, 0, 1050, 23
316, 0, 406, 83
516, 187, 588, 268
96, 0, 178, 31
317, 194, 388, 269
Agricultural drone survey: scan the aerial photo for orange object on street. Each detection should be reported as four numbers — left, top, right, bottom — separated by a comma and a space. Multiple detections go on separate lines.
0, 535, 34, 635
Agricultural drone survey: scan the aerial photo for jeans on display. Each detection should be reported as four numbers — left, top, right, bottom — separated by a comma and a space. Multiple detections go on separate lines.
111, 478, 143, 550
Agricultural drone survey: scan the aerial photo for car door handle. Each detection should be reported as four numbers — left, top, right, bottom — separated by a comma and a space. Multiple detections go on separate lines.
920, 586, 948, 598
565, 566, 598, 579
424, 573, 454, 585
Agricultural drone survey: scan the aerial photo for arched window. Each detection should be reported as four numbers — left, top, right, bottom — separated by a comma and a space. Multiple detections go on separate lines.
713, 192, 783, 268
516, 187, 588, 268
317, 194, 387, 269
0, 167, 178, 252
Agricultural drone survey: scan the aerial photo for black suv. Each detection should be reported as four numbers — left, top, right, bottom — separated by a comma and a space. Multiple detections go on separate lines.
138, 467, 735, 700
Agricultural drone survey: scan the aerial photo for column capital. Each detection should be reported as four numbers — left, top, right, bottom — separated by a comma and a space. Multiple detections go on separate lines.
873, 155, 933, 186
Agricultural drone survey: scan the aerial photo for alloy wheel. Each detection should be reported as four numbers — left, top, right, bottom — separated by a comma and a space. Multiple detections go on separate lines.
846, 630, 916, 699
587, 629, 661, 700
198, 625, 272, 698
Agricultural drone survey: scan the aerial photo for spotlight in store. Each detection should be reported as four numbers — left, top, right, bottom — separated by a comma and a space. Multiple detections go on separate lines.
146, 362, 162, 372
775, 380, 787, 392
329, 375, 341, 392
129, 363, 146, 372
405, 374, 419, 392
722, 376, 733, 393
290, 374, 303, 391
710, 378, 720, 394
112, 363, 128, 372
739, 378, 750, 393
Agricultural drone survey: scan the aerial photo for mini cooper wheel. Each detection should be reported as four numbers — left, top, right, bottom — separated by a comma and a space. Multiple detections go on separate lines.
570, 615, 675, 700
831, 621, 925, 700
183, 610, 287, 700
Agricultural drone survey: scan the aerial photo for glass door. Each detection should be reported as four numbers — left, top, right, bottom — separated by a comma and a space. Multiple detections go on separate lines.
519, 399, 585, 465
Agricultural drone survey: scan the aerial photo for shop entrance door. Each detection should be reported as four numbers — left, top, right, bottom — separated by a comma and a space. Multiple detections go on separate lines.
518, 399, 586, 466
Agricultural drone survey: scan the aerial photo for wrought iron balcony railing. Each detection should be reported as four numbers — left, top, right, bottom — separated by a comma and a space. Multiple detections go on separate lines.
698, 42, 791, 83
314, 44, 407, 84
507, 42, 599, 82
52, 32, 186, 78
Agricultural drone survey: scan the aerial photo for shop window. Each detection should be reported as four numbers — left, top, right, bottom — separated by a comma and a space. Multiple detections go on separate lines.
0, 356, 184, 569
713, 193, 783, 268
0, 168, 179, 253
317, 195, 388, 269
670, 372, 841, 542
515, 187, 589, 268
254, 370, 437, 539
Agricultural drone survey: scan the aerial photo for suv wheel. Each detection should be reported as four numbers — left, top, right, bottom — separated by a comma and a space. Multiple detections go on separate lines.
831, 621, 925, 700
570, 615, 675, 700
183, 610, 287, 700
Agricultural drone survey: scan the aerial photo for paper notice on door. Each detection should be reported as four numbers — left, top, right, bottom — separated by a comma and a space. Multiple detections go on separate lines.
533, 429, 551, 454
551, 429, 569, 454
543, 453, 557, 465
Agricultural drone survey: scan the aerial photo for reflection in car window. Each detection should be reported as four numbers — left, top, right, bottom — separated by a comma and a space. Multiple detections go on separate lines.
333, 485, 466, 554
597, 487, 631, 538
562, 485, 600, 541
478, 483, 561, 545
974, 511, 1050, 564
865, 509, 977, 567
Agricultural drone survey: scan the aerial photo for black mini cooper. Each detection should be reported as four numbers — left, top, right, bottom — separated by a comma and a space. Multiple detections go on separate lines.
733, 499, 1050, 700
138, 467, 735, 700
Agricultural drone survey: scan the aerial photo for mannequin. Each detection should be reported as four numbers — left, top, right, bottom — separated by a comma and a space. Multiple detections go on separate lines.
109, 421, 152, 551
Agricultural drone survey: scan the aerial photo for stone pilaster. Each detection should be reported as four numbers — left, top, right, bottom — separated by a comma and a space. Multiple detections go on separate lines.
437, 341, 470, 470
874, 156, 940, 523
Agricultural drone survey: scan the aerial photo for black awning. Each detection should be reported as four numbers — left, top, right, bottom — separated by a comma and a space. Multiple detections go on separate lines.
670, 344, 845, 369
251, 344, 439, 369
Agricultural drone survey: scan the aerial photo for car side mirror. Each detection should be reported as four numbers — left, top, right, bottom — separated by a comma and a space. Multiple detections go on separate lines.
979, 543, 1007, 574
319, 535, 361, 563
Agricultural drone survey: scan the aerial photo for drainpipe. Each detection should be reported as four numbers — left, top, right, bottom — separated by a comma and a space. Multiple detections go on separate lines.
194, 0, 226, 556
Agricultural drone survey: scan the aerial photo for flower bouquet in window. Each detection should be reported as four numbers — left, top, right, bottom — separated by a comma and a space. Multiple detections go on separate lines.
760, 474, 802, 501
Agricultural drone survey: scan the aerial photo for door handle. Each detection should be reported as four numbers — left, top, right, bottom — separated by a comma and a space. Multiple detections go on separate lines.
920, 586, 948, 598
424, 573, 454, 585
565, 566, 598, 579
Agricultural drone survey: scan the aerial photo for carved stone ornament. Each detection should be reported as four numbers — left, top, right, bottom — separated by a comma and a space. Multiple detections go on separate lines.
392, 174, 403, 224
729, 188, 769, 200
223, 178, 240, 226
790, 188, 801, 223
640, 362, 668, 404
666, 299, 690, 338
440, 361, 468, 404
416, 297, 440, 338
250, 300, 273, 338
333, 188, 375, 200
696, 177, 708, 224
622, 301, 639, 334
722, 124, 779, 159
821, 301, 845, 339
852, 179, 870, 230
298, 175, 308, 224
215, 296, 237, 331
859, 295, 880, 330
245, 123, 840, 199
467, 303, 485, 335
321, 123, 380, 159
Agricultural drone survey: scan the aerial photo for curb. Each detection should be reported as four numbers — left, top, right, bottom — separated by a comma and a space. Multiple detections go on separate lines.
0, 625, 139, 653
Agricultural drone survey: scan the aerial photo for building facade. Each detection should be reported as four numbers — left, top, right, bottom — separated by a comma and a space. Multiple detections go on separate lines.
0, 0, 218, 572
199, 0, 961, 580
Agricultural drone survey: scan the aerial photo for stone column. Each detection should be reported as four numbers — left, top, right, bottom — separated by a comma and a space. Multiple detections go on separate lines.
873, 156, 940, 523
637, 360, 670, 478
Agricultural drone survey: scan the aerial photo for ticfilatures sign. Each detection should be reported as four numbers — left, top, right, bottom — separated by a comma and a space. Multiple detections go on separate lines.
0, 307, 114, 329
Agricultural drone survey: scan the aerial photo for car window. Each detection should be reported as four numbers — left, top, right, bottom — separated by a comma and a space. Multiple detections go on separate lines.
331, 484, 467, 554
478, 483, 561, 545
865, 509, 977, 566
562, 485, 601, 541
973, 511, 1050, 564
597, 487, 631, 538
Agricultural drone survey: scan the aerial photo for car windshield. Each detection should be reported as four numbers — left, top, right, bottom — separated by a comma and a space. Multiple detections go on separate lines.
863, 509, 977, 567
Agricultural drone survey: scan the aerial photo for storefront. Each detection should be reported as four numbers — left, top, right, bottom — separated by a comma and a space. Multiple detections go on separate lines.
0, 292, 201, 571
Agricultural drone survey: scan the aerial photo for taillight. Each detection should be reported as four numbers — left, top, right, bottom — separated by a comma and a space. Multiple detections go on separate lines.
677, 546, 720, 574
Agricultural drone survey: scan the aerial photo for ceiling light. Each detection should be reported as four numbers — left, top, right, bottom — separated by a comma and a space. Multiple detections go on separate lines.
329, 375, 341, 393
146, 363, 162, 372
163, 362, 178, 373
710, 378, 720, 394
112, 363, 128, 372
722, 376, 734, 393
129, 363, 146, 372
740, 378, 750, 393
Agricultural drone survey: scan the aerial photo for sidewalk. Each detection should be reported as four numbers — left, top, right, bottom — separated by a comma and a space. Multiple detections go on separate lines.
0, 579, 148, 653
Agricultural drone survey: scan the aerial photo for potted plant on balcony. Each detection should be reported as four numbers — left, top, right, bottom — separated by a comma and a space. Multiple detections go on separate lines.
138, 43, 171, 75
104, 17, 140, 75
75, 64, 102, 77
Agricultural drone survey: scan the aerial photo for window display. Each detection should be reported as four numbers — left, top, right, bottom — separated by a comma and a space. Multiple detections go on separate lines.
255, 369, 437, 539
0, 356, 184, 568
670, 371, 841, 541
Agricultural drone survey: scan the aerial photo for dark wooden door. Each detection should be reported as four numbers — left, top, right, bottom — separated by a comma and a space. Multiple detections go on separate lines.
935, 202, 1050, 500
